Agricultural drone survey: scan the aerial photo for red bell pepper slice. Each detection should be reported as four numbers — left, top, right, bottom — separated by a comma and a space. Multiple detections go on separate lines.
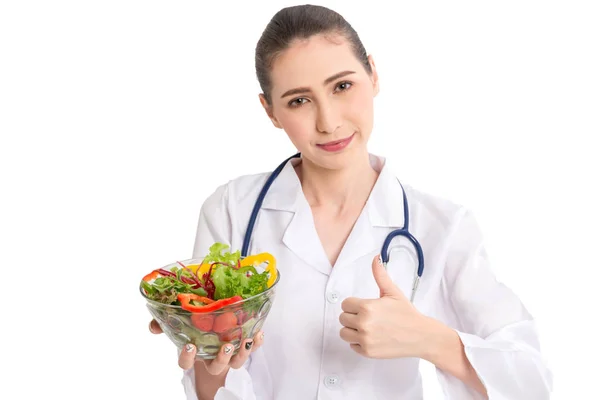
178, 293, 243, 313
142, 270, 161, 282
177, 293, 215, 311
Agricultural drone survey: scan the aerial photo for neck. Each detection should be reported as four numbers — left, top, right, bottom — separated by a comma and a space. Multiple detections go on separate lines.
296, 152, 378, 212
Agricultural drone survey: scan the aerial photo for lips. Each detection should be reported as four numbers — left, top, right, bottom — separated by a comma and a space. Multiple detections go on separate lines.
319, 138, 349, 146
317, 133, 355, 147
316, 132, 355, 152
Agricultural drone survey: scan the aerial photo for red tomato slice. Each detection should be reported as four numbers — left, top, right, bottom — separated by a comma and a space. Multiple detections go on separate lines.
213, 312, 238, 333
218, 327, 242, 342
191, 314, 214, 332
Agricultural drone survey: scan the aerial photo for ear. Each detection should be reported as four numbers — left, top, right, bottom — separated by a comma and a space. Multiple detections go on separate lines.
367, 55, 380, 97
259, 94, 283, 129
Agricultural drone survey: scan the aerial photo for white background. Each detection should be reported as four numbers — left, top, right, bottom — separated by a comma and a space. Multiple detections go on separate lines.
1, 0, 598, 399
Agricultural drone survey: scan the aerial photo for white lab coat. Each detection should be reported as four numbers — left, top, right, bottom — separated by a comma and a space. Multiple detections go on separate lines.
181, 154, 552, 400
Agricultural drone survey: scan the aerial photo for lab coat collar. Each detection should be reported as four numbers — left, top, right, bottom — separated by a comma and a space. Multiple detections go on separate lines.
260, 153, 406, 229
260, 155, 301, 213
365, 154, 406, 229
259, 153, 406, 273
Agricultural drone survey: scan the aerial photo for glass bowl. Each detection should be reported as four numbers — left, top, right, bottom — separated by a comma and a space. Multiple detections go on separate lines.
140, 257, 279, 359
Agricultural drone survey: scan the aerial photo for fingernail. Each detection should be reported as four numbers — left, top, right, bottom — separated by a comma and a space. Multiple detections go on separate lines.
185, 344, 194, 353
245, 340, 253, 350
378, 255, 384, 267
260, 332, 265, 341
224, 344, 233, 355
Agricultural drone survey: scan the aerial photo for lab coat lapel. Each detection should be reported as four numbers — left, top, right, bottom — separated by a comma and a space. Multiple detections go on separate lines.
330, 202, 377, 268
282, 198, 333, 275
261, 156, 332, 276
334, 155, 406, 267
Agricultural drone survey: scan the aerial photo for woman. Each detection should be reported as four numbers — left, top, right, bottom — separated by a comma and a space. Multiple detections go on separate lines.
149, 5, 552, 400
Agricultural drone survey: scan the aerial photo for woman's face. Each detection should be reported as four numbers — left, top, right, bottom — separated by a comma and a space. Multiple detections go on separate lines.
260, 33, 379, 171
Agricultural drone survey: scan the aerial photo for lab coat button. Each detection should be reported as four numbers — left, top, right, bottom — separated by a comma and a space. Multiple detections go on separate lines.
326, 291, 340, 303
324, 375, 341, 388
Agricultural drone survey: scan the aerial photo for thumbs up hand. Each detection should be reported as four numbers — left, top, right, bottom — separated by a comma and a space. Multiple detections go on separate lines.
339, 255, 435, 359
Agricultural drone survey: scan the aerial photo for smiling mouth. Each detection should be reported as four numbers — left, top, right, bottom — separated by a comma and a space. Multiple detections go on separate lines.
317, 133, 355, 147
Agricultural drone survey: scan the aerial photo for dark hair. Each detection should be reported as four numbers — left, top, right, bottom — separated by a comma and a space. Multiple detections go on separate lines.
255, 4, 372, 105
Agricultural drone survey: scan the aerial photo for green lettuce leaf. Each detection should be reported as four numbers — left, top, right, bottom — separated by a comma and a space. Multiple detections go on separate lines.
211, 264, 269, 300
202, 243, 241, 266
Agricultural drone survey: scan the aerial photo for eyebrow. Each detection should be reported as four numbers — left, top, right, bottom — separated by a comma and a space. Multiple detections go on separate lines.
280, 70, 356, 98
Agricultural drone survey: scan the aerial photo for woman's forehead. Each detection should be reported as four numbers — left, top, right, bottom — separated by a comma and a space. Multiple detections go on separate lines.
270, 35, 364, 94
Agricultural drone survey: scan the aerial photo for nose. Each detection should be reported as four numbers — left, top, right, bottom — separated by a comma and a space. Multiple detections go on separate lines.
315, 100, 342, 134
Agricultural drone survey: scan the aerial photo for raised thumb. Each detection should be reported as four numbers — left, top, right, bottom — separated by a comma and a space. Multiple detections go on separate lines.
372, 255, 403, 297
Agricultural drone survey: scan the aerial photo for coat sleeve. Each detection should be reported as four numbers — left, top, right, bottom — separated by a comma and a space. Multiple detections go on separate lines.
435, 208, 553, 399
181, 183, 258, 400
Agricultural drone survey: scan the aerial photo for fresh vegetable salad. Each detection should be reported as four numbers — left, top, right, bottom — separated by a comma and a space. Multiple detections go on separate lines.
140, 243, 279, 357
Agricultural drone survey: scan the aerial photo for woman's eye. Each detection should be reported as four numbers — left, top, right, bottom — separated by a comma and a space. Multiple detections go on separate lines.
289, 98, 307, 107
336, 81, 353, 92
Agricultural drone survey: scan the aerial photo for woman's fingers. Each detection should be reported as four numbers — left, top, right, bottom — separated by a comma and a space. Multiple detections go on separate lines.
229, 331, 264, 369
203, 343, 236, 375
178, 344, 197, 370
202, 330, 265, 373
339, 312, 361, 330
149, 319, 162, 334
253, 330, 265, 351
168, 327, 266, 374
228, 339, 253, 369
339, 326, 360, 344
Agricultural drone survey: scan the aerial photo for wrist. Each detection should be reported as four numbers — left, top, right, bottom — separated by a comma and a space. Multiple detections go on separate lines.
419, 316, 461, 366
417, 318, 487, 396
195, 362, 230, 400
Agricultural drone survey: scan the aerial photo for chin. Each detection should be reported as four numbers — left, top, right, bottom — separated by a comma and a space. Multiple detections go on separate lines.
305, 143, 365, 171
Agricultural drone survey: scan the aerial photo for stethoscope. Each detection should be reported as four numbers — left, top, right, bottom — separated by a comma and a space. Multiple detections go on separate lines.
241, 153, 424, 302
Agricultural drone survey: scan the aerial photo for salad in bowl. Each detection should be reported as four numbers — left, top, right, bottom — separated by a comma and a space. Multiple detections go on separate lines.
140, 243, 279, 359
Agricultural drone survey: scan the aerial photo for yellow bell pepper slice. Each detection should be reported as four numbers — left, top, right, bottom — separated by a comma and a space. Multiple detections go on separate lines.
186, 263, 200, 272
240, 253, 277, 288
186, 263, 211, 278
